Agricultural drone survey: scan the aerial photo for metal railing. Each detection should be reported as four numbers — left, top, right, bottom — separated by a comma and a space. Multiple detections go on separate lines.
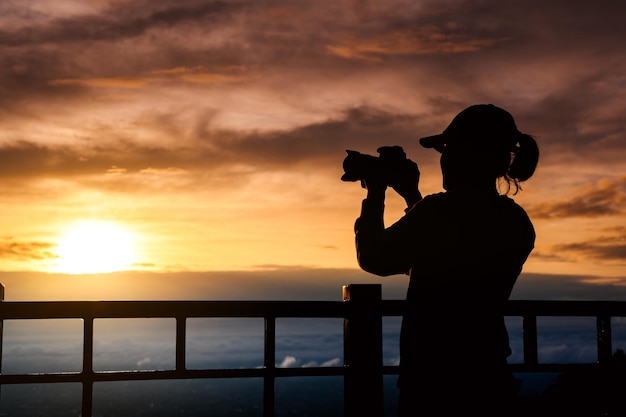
1, 283, 626, 417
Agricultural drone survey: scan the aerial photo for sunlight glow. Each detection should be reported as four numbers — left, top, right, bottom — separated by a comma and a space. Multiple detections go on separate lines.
54, 220, 137, 274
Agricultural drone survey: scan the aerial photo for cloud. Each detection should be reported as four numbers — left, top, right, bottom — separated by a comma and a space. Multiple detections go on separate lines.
527, 177, 626, 219
511, 272, 626, 301
0, 1, 238, 47
136, 357, 152, 367
0, 267, 623, 303
278, 356, 341, 368
217, 105, 424, 168
0, 142, 106, 179
0, 238, 57, 261
1, 0, 625, 168
551, 231, 626, 263
326, 24, 511, 62
0, 105, 427, 190
0, 0, 626, 293
277, 355, 297, 368
49, 77, 151, 89
0, 268, 396, 301
320, 357, 342, 367
0, 0, 248, 107
48, 66, 248, 89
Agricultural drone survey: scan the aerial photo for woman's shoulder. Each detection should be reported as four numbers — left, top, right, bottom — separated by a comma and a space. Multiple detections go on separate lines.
413, 191, 451, 211
403, 192, 450, 219
497, 195, 531, 215
419, 192, 532, 222
420, 191, 448, 203
417, 191, 530, 214
497, 195, 535, 236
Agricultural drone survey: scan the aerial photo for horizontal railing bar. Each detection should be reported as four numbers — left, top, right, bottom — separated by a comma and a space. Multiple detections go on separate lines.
508, 363, 613, 372
0, 363, 604, 384
504, 300, 626, 316
0, 366, 348, 385
381, 363, 610, 375
0, 300, 347, 319
2, 300, 626, 321
380, 300, 626, 318
1, 362, 613, 385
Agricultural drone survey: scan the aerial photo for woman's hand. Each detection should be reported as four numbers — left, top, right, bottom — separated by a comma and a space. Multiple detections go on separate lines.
362, 176, 388, 200
389, 159, 422, 207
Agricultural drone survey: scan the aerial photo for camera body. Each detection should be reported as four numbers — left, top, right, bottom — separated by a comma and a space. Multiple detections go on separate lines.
341, 145, 411, 185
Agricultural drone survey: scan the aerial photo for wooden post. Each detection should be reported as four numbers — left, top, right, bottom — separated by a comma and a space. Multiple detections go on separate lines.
343, 284, 383, 417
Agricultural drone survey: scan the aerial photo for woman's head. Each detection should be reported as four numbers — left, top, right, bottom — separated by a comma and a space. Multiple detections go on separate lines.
420, 104, 539, 194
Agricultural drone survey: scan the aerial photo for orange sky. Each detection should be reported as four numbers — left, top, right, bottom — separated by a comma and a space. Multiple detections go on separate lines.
0, 0, 624, 301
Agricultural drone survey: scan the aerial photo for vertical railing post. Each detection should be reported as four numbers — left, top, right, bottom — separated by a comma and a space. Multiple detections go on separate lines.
597, 314, 612, 364
523, 314, 538, 366
176, 316, 186, 372
0, 283, 4, 407
343, 284, 383, 417
82, 316, 94, 417
264, 316, 276, 417
0, 283, 4, 370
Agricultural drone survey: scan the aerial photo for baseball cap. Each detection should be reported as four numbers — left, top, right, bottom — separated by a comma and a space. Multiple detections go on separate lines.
419, 104, 521, 153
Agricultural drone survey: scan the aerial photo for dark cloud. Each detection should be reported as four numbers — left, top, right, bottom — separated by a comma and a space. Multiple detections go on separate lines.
0, 140, 210, 181
0, 238, 56, 261
0, 1, 237, 46
223, 106, 424, 167
0, 0, 625, 280
531, 224, 626, 264
0, 267, 402, 301
1, 267, 624, 302
511, 272, 626, 301
0, 142, 97, 178
0, 105, 426, 184
552, 235, 626, 264
523, 68, 626, 150
0, 0, 624, 160
1, 1, 622, 83
527, 176, 626, 219
0, 1, 248, 106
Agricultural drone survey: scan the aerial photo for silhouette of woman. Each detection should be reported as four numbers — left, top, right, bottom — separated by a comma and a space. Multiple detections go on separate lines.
354, 104, 539, 416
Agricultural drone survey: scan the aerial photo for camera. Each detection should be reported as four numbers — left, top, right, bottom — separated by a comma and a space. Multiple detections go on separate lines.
341, 145, 413, 185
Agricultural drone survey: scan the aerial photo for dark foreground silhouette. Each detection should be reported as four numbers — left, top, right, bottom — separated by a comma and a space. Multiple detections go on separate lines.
530, 349, 626, 417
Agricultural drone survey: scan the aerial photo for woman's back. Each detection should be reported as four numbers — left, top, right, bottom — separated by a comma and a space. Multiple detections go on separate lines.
405, 190, 535, 301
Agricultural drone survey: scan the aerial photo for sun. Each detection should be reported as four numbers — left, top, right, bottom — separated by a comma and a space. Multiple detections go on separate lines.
54, 220, 137, 274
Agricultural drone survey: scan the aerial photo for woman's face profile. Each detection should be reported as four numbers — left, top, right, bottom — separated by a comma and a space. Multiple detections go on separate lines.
439, 144, 486, 191
440, 146, 461, 191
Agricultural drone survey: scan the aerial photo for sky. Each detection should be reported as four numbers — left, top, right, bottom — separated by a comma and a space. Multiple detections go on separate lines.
0, 0, 625, 301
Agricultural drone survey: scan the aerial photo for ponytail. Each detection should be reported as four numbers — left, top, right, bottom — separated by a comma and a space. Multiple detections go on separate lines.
505, 133, 539, 194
